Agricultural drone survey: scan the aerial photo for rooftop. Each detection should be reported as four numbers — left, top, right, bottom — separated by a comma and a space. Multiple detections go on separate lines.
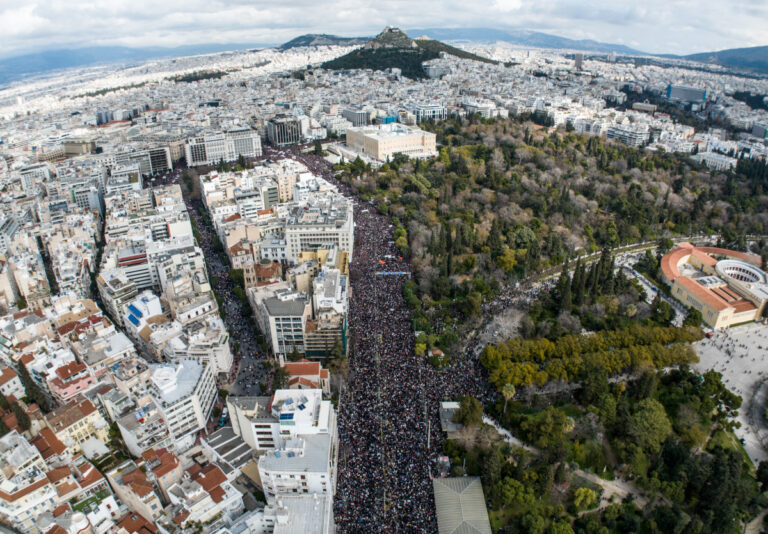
433, 477, 492, 534
149, 359, 204, 405
258, 433, 330, 474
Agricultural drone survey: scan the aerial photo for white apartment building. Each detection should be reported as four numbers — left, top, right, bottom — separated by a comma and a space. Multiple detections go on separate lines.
256, 390, 338, 503
693, 151, 738, 171
116, 399, 174, 457
605, 123, 650, 147
260, 291, 310, 358
0, 215, 20, 255
105, 165, 143, 195
0, 367, 24, 400
414, 103, 448, 123
227, 389, 338, 504
284, 197, 354, 262
122, 290, 166, 345
163, 315, 232, 374
0, 431, 58, 534
147, 359, 217, 451
167, 463, 244, 529
224, 494, 335, 534
185, 128, 262, 167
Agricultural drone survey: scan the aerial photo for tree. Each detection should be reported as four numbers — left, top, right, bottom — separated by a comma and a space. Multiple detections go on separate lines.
313, 139, 323, 156
15, 364, 49, 412
555, 257, 572, 311
522, 406, 568, 448
229, 269, 245, 288
481, 446, 502, 488
453, 396, 483, 427
627, 398, 672, 454
651, 294, 674, 326
573, 487, 598, 510
501, 383, 516, 414
287, 345, 302, 362
496, 247, 517, 272
548, 520, 575, 534
10, 402, 29, 431
757, 461, 768, 492
331, 338, 344, 360
499, 477, 536, 507
273, 367, 289, 390
580, 365, 609, 406
350, 156, 367, 177
684, 307, 703, 327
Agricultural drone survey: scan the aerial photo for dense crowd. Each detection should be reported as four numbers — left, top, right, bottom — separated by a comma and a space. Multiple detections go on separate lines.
281, 153, 490, 533
193, 146, 496, 531
184, 192, 267, 395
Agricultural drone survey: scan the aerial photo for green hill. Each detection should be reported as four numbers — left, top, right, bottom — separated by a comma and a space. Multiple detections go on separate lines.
683, 45, 768, 75
321, 27, 497, 79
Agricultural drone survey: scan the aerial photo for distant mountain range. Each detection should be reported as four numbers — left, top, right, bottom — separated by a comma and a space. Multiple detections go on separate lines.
1, 27, 766, 87
0, 43, 267, 86
406, 27, 647, 56
320, 27, 497, 79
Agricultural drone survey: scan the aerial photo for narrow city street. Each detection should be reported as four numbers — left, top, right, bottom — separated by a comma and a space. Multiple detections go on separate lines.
179, 181, 270, 397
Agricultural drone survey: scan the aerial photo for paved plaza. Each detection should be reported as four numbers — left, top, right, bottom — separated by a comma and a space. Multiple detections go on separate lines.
693, 322, 768, 465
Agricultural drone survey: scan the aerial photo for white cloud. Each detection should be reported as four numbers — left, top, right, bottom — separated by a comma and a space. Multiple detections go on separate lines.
0, 0, 764, 57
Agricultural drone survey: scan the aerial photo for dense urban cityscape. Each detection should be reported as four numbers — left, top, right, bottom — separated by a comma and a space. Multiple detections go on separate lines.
0, 12, 767, 534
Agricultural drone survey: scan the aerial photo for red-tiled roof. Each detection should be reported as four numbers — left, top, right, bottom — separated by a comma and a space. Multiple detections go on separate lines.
54, 361, 87, 380
117, 513, 158, 534
283, 360, 320, 377
173, 509, 190, 525
0, 368, 17, 386
52, 504, 71, 517
152, 451, 180, 479
662, 244, 763, 282
733, 300, 757, 313
46, 466, 71, 484
288, 376, 317, 388
675, 276, 730, 311
209, 485, 226, 503
45, 397, 98, 432
188, 463, 227, 501
122, 468, 154, 498
0, 477, 50, 502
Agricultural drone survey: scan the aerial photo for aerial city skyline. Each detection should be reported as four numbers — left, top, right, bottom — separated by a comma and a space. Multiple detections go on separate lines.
0, 4, 767, 534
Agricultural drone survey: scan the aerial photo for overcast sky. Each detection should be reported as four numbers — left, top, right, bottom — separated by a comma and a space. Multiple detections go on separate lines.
2, 0, 766, 57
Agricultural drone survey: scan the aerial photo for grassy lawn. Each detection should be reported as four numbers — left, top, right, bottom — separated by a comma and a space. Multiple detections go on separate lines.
707, 429, 754, 474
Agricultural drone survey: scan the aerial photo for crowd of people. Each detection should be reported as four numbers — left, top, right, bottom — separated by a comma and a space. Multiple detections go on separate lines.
189, 146, 498, 532
184, 194, 268, 395
293, 160, 490, 533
